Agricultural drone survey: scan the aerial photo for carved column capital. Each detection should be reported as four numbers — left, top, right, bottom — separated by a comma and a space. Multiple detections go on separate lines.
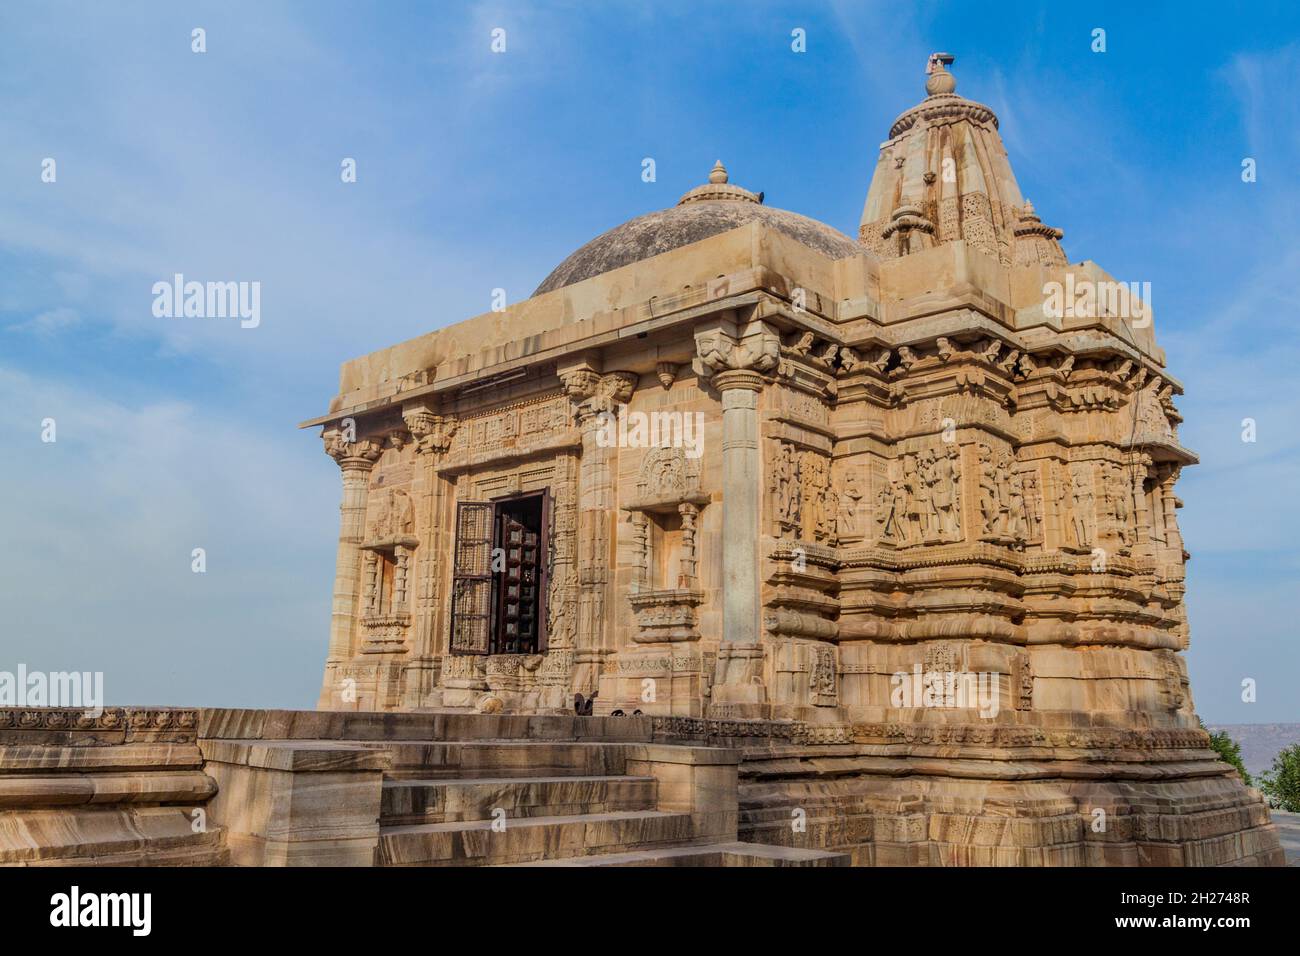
323, 430, 383, 472
558, 367, 601, 402
563, 369, 638, 422
693, 319, 779, 384
712, 369, 767, 394
402, 406, 458, 456
590, 371, 638, 414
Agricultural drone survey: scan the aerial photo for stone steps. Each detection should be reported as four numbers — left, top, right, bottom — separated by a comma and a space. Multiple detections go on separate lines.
373, 740, 632, 779
200, 713, 753, 866
506, 841, 851, 867
381, 774, 658, 825
377, 809, 700, 866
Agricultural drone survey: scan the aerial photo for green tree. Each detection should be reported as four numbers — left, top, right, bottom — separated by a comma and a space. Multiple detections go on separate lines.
1198, 718, 1253, 787
1260, 744, 1300, 812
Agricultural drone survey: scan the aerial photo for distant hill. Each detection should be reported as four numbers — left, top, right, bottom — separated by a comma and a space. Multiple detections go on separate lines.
1207, 723, 1300, 778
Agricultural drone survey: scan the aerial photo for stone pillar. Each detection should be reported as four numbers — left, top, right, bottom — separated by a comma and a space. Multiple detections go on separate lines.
319, 432, 382, 709
694, 316, 779, 717
713, 369, 764, 643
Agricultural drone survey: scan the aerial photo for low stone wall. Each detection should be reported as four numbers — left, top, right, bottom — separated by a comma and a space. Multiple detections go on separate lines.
201, 738, 390, 866
200, 707, 659, 743
0, 707, 227, 866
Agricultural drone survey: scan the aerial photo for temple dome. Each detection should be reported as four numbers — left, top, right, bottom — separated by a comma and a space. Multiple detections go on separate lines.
533, 161, 861, 296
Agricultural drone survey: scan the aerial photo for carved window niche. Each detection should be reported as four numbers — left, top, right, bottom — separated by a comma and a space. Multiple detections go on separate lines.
360, 487, 418, 653
625, 447, 709, 644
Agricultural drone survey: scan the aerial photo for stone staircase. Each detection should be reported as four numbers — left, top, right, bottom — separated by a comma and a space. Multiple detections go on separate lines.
199, 709, 847, 867
376, 741, 702, 866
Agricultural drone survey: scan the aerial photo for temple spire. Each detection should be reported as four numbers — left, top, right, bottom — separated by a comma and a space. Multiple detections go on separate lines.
859, 52, 1066, 267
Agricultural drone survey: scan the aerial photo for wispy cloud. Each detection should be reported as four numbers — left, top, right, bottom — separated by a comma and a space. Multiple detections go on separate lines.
6, 307, 80, 337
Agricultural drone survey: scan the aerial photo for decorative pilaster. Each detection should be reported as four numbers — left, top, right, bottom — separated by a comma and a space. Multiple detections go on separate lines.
402, 403, 457, 703
629, 510, 649, 591
677, 502, 700, 587
318, 430, 382, 708
1131, 456, 1153, 548
559, 365, 638, 696
1159, 465, 1184, 556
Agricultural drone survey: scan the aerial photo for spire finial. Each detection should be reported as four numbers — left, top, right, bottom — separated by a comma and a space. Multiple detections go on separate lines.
709, 160, 728, 184
925, 52, 956, 96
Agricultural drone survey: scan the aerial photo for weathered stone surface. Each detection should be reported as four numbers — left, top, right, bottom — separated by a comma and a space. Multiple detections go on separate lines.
534, 173, 862, 295
0, 707, 228, 866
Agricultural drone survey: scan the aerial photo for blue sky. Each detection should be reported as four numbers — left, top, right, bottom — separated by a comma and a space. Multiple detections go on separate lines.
1, 1, 1297, 721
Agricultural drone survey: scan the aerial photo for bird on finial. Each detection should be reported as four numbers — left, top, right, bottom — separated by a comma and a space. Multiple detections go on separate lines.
709, 160, 729, 184
925, 52, 956, 96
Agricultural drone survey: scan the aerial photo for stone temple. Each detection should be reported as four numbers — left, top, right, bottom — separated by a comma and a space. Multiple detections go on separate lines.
0, 55, 1282, 867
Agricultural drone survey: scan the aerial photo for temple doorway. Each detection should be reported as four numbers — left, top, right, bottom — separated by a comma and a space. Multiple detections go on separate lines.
450, 492, 549, 656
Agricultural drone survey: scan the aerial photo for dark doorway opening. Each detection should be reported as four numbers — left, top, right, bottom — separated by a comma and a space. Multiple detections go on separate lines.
449, 491, 550, 656
490, 493, 546, 655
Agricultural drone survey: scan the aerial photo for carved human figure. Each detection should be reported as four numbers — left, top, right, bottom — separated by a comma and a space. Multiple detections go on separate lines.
1071, 467, 1096, 548
942, 447, 962, 537
916, 448, 939, 538
770, 442, 801, 534
901, 452, 923, 546
823, 482, 839, 544
1136, 379, 1174, 440
802, 453, 833, 542
652, 454, 682, 496
978, 445, 1002, 535
1106, 462, 1131, 547
995, 453, 1016, 536
1006, 470, 1028, 543
369, 489, 393, 539
1023, 469, 1042, 541
395, 489, 415, 535
891, 470, 911, 546
838, 470, 864, 538
875, 481, 895, 542
1053, 462, 1075, 548
918, 446, 961, 540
